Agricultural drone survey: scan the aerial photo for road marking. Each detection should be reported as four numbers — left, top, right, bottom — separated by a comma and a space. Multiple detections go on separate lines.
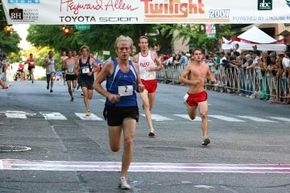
141, 114, 173, 121
1, 159, 290, 173
268, 117, 290, 122
2, 111, 37, 119
208, 115, 245, 122
173, 114, 202, 121
40, 112, 67, 120
75, 113, 103, 121
237, 116, 277, 123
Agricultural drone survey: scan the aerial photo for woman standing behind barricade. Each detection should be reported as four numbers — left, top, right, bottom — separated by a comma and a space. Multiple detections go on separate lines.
266, 52, 278, 103
74, 46, 98, 116
94, 35, 144, 190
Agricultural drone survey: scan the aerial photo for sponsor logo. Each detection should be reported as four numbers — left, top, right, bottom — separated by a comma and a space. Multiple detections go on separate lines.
59, 16, 138, 23
9, 8, 23, 20
286, 0, 290, 7
140, 0, 205, 18
257, 0, 272, 10
8, 0, 40, 3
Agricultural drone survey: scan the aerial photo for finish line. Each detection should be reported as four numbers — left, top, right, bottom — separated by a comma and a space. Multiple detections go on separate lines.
1, 160, 290, 174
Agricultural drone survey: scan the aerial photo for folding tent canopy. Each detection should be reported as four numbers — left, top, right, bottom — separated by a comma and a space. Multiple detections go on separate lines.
222, 26, 287, 51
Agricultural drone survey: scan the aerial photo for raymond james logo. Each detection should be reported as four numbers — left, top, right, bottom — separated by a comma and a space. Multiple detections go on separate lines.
258, 0, 272, 10
9, 8, 23, 20
8, 0, 40, 3
286, 0, 290, 7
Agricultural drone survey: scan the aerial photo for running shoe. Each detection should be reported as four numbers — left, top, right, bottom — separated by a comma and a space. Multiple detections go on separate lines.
85, 111, 91, 116
47, 85, 49, 90
50, 89, 53, 93
70, 97, 74, 102
148, 131, 155, 137
119, 176, 131, 190
202, 138, 210, 146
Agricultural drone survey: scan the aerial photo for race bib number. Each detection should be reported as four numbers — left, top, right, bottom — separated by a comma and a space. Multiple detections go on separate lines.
82, 67, 90, 74
118, 85, 133, 96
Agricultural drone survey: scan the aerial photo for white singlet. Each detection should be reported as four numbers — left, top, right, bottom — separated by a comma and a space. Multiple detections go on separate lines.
66, 58, 75, 75
138, 50, 156, 80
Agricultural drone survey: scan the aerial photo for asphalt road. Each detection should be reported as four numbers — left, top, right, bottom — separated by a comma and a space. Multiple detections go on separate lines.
0, 80, 290, 193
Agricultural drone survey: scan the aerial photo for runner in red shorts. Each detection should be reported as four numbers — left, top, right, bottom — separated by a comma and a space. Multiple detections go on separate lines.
134, 36, 162, 137
179, 48, 216, 146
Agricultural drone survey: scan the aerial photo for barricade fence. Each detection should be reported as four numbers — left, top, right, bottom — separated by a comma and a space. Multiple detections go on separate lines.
157, 64, 290, 103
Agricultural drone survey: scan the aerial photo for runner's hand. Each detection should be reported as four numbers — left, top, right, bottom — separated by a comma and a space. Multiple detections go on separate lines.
107, 93, 120, 103
137, 83, 144, 93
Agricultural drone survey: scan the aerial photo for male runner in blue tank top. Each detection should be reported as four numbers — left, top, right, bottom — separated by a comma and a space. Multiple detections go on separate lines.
94, 35, 144, 190
74, 46, 98, 116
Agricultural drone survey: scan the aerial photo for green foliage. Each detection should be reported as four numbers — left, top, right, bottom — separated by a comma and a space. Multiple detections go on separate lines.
0, 31, 21, 54
27, 25, 82, 52
8, 52, 21, 63
26, 24, 235, 56
27, 24, 155, 57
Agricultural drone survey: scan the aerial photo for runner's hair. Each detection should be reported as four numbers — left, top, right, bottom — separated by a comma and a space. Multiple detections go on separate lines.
114, 35, 133, 50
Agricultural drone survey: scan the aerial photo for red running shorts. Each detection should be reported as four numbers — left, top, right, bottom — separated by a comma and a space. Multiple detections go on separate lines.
141, 79, 158, 93
184, 91, 207, 107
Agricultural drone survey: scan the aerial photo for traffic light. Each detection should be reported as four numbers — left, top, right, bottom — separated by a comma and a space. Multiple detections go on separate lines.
5, 25, 13, 35
62, 26, 72, 36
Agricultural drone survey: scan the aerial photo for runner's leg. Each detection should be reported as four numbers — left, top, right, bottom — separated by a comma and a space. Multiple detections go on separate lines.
121, 118, 136, 177
140, 90, 154, 133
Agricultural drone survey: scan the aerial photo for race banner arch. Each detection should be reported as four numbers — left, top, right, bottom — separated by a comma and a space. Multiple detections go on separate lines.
2, 0, 290, 24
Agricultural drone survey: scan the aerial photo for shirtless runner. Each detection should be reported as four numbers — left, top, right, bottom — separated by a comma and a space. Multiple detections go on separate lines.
179, 48, 216, 146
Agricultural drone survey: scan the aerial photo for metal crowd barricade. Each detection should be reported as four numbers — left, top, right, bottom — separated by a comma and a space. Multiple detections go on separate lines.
157, 64, 289, 103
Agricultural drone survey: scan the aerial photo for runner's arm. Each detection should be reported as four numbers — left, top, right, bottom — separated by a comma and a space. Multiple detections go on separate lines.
206, 67, 216, 84
93, 61, 113, 98
73, 61, 80, 76
134, 63, 144, 93
179, 66, 197, 86
149, 52, 162, 71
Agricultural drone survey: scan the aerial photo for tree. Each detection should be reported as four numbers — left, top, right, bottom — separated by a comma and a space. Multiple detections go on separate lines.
27, 25, 83, 52
0, 30, 21, 54
27, 24, 155, 57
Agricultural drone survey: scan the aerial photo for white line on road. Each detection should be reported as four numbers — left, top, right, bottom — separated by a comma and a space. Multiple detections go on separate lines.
75, 113, 103, 121
268, 117, 290, 122
3, 110, 37, 119
237, 116, 277, 123
1, 160, 290, 174
5, 112, 27, 119
141, 114, 173, 121
40, 112, 67, 120
208, 115, 245, 122
173, 114, 202, 121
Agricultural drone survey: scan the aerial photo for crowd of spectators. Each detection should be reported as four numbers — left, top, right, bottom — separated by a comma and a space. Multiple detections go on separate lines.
157, 44, 290, 104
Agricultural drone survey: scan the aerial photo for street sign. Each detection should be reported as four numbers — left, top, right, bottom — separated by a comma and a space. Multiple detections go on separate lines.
103, 51, 110, 55
75, 24, 90, 30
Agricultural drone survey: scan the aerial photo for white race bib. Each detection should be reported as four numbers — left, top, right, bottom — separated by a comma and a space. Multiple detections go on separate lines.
82, 67, 90, 74
118, 85, 133, 96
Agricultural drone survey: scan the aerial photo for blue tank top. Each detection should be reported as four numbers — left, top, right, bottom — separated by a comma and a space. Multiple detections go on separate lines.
79, 57, 93, 80
105, 59, 138, 107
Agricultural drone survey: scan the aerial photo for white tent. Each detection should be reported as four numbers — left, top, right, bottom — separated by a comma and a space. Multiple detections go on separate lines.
222, 26, 287, 51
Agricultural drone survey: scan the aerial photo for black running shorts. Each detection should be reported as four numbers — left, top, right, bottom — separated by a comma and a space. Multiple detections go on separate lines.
104, 106, 139, 126
66, 74, 76, 81
80, 78, 94, 90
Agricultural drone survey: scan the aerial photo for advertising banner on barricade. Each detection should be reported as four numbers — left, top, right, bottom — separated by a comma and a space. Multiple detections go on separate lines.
2, 0, 290, 24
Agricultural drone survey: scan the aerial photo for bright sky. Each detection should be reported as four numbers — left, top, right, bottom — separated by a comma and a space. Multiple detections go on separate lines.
13, 24, 33, 50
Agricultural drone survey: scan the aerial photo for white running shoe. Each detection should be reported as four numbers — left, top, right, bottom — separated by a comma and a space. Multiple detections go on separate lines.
119, 176, 131, 190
